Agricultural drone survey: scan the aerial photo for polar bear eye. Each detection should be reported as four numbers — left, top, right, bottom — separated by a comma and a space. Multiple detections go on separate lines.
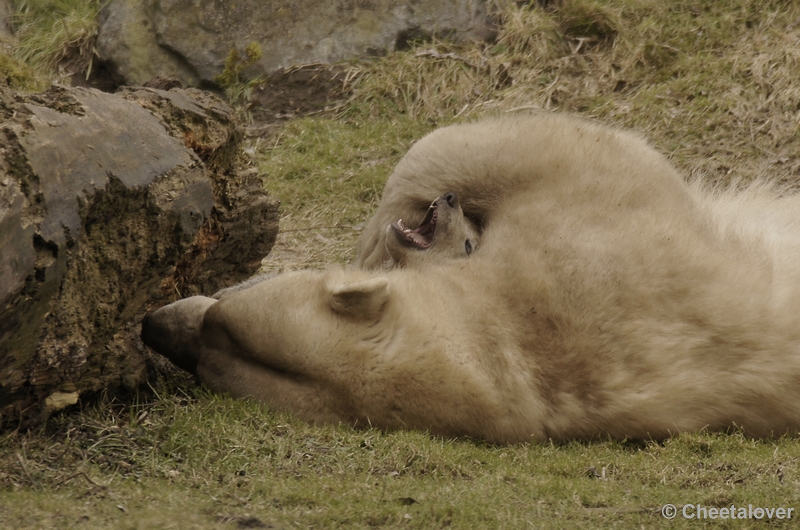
465, 240, 473, 256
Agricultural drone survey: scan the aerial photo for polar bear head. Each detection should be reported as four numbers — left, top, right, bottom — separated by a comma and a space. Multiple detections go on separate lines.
384, 192, 479, 267
141, 264, 529, 442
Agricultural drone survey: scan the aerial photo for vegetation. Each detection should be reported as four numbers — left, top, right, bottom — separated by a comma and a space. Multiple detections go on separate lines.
4, 390, 799, 528
216, 42, 264, 114
3, 0, 800, 528
9, 0, 101, 87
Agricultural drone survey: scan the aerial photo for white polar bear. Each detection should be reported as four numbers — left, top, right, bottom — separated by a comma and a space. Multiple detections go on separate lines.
142, 113, 800, 444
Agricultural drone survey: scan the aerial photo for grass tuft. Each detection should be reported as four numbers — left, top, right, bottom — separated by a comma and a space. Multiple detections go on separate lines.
0, 51, 42, 90
11, 0, 101, 85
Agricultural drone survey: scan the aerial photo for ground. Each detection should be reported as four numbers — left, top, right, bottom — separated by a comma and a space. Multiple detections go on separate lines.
2, 0, 800, 528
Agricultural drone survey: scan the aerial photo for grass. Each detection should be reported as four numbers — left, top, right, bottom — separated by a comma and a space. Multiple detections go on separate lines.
257, 115, 432, 271
4, 0, 800, 527
3, 389, 799, 528
8, 0, 101, 88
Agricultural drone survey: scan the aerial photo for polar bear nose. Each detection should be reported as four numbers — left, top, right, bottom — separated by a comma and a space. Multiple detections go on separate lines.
443, 192, 458, 208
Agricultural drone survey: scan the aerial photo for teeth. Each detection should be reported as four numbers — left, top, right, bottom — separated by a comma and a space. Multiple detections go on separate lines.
395, 219, 412, 234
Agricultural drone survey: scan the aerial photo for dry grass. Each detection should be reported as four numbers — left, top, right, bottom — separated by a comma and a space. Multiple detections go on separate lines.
11, 0, 101, 85
343, 0, 800, 176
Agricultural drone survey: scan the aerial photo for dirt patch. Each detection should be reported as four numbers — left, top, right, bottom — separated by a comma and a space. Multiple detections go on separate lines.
248, 64, 351, 127
50, 35, 120, 93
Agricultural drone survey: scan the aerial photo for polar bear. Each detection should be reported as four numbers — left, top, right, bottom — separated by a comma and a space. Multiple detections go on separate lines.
356, 112, 688, 269
142, 113, 800, 444
384, 191, 479, 267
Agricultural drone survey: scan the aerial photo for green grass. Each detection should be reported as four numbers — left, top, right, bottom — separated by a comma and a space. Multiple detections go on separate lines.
261, 116, 428, 220
10, 0, 101, 86
4, 0, 800, 527
3, 390, 799, 528
256, 115, 435, 270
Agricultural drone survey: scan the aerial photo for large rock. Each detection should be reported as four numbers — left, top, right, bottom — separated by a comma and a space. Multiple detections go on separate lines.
97, 0, 497, 87
0, 85, 279, 427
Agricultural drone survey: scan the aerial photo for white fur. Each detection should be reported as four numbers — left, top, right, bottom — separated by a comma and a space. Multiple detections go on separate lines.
144, 113, 800, 443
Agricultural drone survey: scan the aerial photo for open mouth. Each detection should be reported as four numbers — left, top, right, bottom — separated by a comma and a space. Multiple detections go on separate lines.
391, 198, 438, 249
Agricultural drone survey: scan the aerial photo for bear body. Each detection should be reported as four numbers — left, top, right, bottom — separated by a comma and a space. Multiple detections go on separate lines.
143, 113, 800, 443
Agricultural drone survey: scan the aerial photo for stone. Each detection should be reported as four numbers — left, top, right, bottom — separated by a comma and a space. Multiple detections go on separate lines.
96, 0, 497, 87
0, 84, 279, 428
96, 0, 200, 87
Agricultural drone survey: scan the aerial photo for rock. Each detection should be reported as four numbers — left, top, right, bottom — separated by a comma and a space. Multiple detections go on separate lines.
97, 0, 497, 87
0, 84, 279, 428
118, 86, 281, 295
96, 0, 201, 87
0, 0, 12, 41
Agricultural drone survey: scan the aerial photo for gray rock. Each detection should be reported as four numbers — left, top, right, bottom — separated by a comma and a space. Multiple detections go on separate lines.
97, 0, 497, 87
0, 85, 279, 427
96, 0, 200, 87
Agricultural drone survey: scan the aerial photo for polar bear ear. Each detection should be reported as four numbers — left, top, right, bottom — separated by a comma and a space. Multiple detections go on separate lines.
329, 277, 390, 320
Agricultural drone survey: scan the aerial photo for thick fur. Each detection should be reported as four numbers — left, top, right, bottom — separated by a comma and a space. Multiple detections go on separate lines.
143, 113, 800, 444
357, 112, 693, 269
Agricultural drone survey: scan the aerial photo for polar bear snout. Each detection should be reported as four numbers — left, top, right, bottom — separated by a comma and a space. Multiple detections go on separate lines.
384, 190, 478, 268
141, 296, 217, 375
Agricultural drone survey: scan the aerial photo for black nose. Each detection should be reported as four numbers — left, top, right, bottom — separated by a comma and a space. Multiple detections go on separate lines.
443, 192, 458, 208
140, 312, 166, 354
